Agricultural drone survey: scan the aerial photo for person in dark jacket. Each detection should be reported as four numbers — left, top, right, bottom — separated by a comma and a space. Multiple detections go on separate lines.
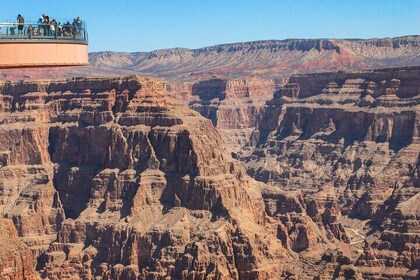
75, 17, 83, 38
43, 15, 50, 36
17, 14, 24, 36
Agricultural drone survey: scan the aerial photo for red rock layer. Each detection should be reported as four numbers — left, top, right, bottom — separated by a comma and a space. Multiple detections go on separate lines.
189, 77, 286, 153
0, 218, 37, 280
1, 70, 418, 279
240, 66, 420, 279
0, 76, 289, 279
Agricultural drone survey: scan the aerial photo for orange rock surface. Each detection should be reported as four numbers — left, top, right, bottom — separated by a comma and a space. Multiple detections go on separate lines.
0, 66, 418, 279
240, 66, 420, 279
0, 218, 37, 280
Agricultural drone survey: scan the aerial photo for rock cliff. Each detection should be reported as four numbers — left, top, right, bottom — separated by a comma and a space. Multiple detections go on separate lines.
189, 77, 286, 153
0, 218, 37, 280
0, 76, 289, 279
0, 68, 418, 279
240, 66, 420, 279
2, 36, 419, 158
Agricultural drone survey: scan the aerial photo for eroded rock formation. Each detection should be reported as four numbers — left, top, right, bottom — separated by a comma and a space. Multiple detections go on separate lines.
0, 67, 418, 279
0, 218, 37, 280
0, 76, 289, 279
240, 66, 420, 279
189, 77, 286, 153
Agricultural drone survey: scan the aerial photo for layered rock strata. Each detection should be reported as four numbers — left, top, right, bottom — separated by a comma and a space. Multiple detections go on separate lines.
0, 69, 418, 279
240, 66, 420, 279
189, 77, 286, 153
0, 76, 291, 279
0, 218, 37, 280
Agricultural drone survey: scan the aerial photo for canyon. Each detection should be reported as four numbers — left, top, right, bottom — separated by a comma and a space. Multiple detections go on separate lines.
239, 66, 420, 279
0, 66, 418, 279
0, 76, 289, 279
2, 37, 419, 154
0, 38, 418, 279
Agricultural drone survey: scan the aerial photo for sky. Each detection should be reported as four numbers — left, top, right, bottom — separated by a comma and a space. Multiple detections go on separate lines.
2, 0, 419, 52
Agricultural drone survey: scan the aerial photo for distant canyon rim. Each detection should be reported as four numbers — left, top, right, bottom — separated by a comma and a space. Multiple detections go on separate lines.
0, 36, 419, 279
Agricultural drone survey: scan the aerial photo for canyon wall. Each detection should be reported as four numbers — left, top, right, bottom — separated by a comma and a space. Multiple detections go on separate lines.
2, 36, 419, 158
0, 69, 418, 279
0, 218, 37, 280
240, 66, 420, 279
189, 77, 286, 153
0, 76, 313, 279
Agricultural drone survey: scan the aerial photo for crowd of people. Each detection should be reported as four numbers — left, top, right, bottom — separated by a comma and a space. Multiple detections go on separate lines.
2, 14, 86, 39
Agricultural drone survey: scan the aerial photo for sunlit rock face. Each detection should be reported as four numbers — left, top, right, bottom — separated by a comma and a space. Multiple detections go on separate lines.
0, 66, 418, 279
240, 66, 420, 279
0, 218, 37, 280
189, 77, 287, 153
0, 76, 287, 279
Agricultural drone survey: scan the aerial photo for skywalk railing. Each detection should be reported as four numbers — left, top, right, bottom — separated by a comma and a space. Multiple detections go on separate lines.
0, 21, 88, 43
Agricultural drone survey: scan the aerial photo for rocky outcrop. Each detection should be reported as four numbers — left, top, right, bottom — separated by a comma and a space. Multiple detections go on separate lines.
0, 76, 290, 279
7, 35, 412, 157
240, 66, 420, 279
189, 77, 286, 153
0, 218, 37, 280
2, 36, 419, 157
356, 155, 420, 279
1, 68, 419, 279
166, 82, 193, 103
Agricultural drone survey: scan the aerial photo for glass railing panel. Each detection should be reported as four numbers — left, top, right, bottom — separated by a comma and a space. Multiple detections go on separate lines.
0, 21, 88, 43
